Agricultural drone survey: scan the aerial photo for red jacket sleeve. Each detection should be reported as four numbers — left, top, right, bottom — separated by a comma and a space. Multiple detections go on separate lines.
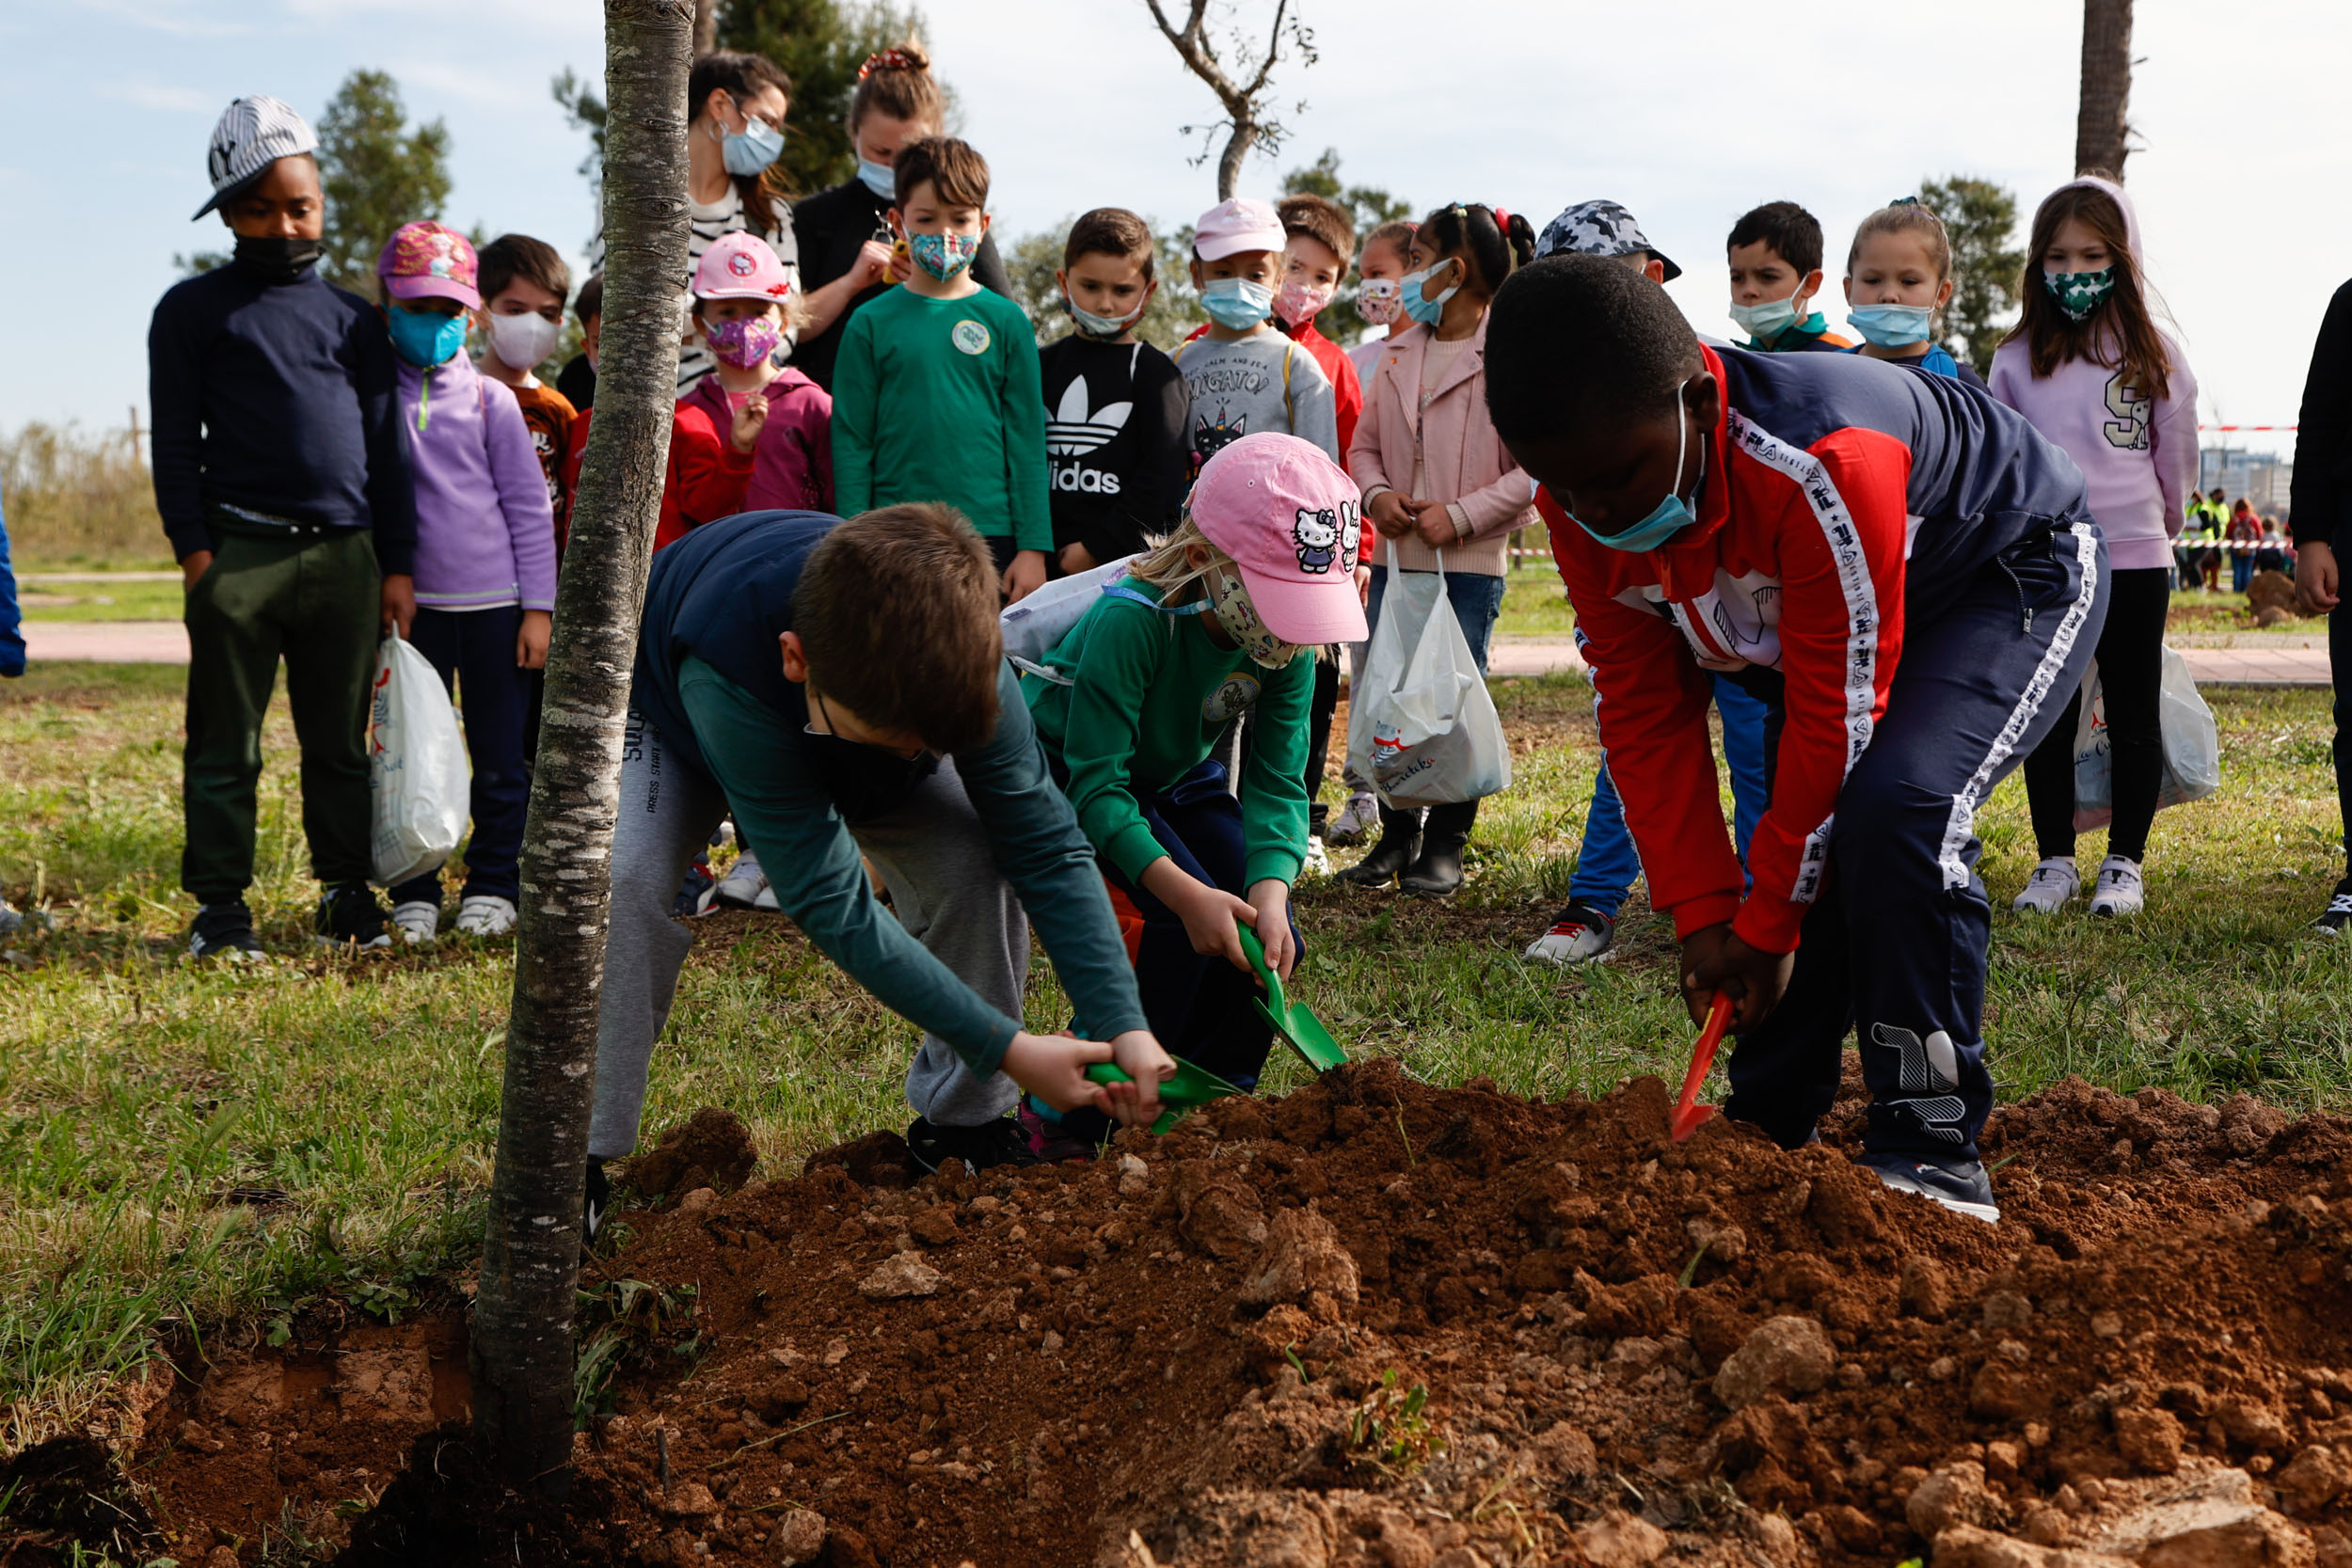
1540, 493, 1743, 939
669, 403, 754, 534
1731, 427, 1913, 955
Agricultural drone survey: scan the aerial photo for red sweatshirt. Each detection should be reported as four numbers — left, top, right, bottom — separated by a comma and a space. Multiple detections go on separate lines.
1543, 344, 2091, 955
561, 399, 754, 552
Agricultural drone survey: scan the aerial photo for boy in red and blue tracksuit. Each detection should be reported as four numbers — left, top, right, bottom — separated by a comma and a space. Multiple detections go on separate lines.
1486, 255, 2106, 1223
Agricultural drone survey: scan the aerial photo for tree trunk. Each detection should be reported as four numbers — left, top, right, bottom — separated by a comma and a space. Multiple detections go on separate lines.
693, 0, 716, 55
469, 0, 695, 1494
2075, 0, 2134, 179
1215, 119, 1255, 202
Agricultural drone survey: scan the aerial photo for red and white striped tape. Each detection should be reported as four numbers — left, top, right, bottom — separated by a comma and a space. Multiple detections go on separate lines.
2199, 423, 2297, 432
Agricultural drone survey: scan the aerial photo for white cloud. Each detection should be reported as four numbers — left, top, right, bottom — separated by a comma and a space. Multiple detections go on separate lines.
103, 79, 220, 114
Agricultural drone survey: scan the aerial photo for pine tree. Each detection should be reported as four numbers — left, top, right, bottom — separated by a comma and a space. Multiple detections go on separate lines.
315, 71, 453, 294
1920, 175, 2026, 377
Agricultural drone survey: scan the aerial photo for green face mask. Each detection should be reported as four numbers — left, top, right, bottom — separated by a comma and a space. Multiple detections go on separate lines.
2043, 266, 2116, 323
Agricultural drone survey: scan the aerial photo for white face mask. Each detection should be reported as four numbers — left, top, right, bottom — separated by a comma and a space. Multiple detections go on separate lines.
486, 310, 562, 370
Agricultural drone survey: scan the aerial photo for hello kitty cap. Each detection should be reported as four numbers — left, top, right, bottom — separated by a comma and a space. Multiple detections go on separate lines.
1189, 432, 1369, 644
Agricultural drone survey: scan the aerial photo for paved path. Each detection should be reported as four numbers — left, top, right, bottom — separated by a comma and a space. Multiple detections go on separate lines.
1487, 637, 2329, 688
16, 622, 2336, 687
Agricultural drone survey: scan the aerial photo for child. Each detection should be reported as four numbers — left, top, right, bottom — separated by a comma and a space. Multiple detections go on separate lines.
375, 222, 558, 943
0, 494, 13, 934
1487, 255, 2106, 1223
473, 235, 577, 548
1039, 208, 1190, 577
590, 506, 1174, 1214
1514, 199, 1772, 963
151, 97, 416, 958
1345, 220, 1417, 387
1993, 176, 2198, 919
1273, 195, 1365, 459
1340, 201, 1538, 896
1171, 198, 1340, 474
555, 271, 600, 416
1023, 433, 1366, 1154
677, 232, 834, 515
832, 136, 1051, 602
2227, 498, 2263, 594
1842, 199, 1984, 387
1725, 200, 1852, 353
2291, 277, 2352, 932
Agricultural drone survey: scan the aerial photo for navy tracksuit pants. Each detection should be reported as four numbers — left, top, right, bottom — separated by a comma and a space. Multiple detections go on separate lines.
389, 605, 532, 907
1724, 522, 2109, 1161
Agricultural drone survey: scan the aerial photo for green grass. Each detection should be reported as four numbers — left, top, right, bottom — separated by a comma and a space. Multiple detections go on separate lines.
1494, 566, 1575, 639
1, 660, 2348, 1448
13, 577, 183, 623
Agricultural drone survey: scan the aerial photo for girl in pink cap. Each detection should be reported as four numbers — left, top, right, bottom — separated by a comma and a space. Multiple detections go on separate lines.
1020, 432, 1367, 1158
678, 231, 834, 516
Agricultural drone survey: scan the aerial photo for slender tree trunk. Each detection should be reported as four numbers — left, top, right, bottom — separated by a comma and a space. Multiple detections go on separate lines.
1215, 119, 1255, 202
2075, 0, 2134, 179
469, 0, 695, 1494
693, 0, 716, 55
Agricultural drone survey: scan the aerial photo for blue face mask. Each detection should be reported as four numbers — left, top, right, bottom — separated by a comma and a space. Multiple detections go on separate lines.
857, 156, 897, 200
1200, 277, 1275, 330
721, 113, 785, 176
388, 305, 467, 368
1848, 301, 1936, 348
1572, 379, 1701, 553
1727, 293, 1802, 345
909, 230, 978, 281
1398, 258, 1460, 327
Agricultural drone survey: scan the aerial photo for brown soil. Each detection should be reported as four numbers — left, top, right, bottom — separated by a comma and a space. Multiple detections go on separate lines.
62, 1069, 2352, 1568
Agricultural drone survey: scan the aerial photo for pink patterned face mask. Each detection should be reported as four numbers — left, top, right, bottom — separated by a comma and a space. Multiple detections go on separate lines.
704, 311, 783, 369
1273, 277, 1337, 328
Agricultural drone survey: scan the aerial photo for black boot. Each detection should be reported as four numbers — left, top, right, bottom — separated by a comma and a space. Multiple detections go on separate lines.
1338, 805, 1422, 887
1401, 800, 1478, 897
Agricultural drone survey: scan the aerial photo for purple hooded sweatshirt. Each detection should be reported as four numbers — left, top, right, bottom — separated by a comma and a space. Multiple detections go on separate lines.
1988, 176, 2200, 575
394, 348, 559, 611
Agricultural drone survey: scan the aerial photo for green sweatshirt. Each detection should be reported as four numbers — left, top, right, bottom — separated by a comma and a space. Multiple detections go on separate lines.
832, 285, 1052, 551
677, 655, 1147, 1077
1024, 580, 1312, 889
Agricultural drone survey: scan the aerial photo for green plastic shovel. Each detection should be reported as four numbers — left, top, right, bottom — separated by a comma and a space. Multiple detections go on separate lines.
1238, 925, 1348, 1074
1087, 1055, 1248, 1134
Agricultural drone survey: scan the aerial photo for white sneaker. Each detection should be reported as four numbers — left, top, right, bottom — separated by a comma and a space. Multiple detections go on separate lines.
2088, 856, 2145, 918
1301, 835, 1332, 878
454, 895, 518, 937
1327, 793, 1381, 847
1524, 900, 1615, 965
389, 900, 440, 946
717, 850, 775, 911
2010, 858, 2079, 914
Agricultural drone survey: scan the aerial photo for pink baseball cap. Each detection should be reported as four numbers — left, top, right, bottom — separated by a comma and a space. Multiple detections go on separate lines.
376, 221, 480, 309
693, 231, 794, 302
1190, 433, 1368, 644
1193, 198, 1286, 261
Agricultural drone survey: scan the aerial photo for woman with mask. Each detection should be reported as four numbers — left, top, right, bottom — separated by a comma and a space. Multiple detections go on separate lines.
1339, 202, 1538, 895
789, 42, 1014, 392
1839, 199, 1983, 388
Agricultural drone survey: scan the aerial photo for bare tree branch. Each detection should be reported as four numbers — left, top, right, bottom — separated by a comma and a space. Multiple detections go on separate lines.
1142, 0, 1312, 199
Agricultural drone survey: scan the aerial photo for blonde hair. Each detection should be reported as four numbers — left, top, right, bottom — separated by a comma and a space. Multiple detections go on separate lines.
1122, 514, 1222, 604
1846, 198, 1952, 280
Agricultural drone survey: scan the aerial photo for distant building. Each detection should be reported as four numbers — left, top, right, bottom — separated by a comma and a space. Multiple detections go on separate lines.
2201, 446, 2294, 515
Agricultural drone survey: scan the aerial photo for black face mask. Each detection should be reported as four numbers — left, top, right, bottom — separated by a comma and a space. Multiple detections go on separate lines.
232, 233, 322, 285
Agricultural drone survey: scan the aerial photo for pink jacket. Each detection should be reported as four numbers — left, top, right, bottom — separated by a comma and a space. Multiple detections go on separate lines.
680, 370, 834, 516
1346, 313, 1535, 578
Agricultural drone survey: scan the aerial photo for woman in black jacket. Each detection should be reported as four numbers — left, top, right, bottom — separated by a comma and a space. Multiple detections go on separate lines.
790, 41, 1012, 391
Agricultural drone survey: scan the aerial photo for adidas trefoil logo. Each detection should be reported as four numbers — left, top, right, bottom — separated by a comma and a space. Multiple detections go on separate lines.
1047, 378, 1133, 458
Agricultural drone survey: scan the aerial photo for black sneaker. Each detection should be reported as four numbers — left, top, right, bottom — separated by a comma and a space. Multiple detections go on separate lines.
189, 901, 263, 961
1854, 1151, 1999, 1225
583, 1157, 610, 1245
2312, 877, 2352, 937
315, 883, 392, 951
906, 1116, 1041, 1176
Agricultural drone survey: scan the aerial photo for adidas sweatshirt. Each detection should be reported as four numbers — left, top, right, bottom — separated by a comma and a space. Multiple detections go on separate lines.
1037, 335, 1191, 566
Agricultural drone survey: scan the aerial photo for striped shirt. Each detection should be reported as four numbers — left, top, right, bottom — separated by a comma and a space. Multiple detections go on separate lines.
590, 182, 800, 394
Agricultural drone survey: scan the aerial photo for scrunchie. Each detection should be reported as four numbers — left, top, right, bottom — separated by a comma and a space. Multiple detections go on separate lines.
859, 48, 918, 80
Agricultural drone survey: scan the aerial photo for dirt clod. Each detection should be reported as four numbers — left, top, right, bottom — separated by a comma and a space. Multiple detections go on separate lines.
628, 1106, 757, 1200
1577, 1509, 1671, 1568
1714, 1315, 1836, 1409
856, 1251, 946, 1299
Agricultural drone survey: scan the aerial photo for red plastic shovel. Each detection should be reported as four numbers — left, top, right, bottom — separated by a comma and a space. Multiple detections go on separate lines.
1669, 993, 1737, 1142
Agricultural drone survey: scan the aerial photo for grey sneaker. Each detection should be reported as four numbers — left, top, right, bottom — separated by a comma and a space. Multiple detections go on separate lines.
453, 894, 517, 937
1524, 899, 1616, 965
716, 850, 772, 911
1327, 792, 1381, 846
389, 900, 440, 946
2088, 855, 2144, 918
2010, 858, 2079, 914
1854, 1151, 1998, 1224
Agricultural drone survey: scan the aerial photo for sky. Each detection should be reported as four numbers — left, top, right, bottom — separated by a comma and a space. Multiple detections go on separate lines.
4, 0, 2341, 463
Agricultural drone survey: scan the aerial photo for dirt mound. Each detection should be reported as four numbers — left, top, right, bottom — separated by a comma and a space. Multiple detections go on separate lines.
116, 1067, 2352, 1566
628, 1105, 759, 1201
0, 1435, 166, 1565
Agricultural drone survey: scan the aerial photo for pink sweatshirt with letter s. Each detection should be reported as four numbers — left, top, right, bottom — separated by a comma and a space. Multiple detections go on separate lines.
1987, 177, 2199, 574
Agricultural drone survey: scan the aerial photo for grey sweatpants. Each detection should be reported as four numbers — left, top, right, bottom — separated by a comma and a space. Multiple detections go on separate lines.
587, 711, 1027, 1160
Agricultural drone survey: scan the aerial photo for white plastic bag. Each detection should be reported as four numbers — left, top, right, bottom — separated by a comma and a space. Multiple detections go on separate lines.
997, 553, 1141, 685
369, 635, 469, 887
2071, 644, 2221, 832
1346, 545, 1512, 806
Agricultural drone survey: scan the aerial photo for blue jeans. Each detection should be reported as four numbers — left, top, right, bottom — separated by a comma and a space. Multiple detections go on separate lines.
1365, 564, 1506, 675
1568, 673, 1771, 917
389, 605, 531, 906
